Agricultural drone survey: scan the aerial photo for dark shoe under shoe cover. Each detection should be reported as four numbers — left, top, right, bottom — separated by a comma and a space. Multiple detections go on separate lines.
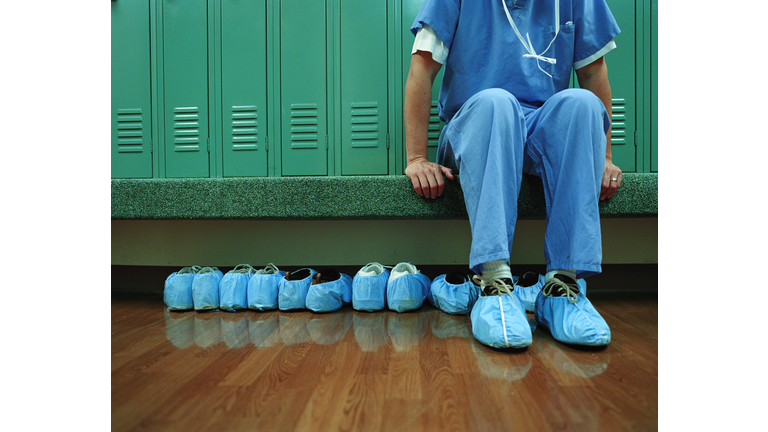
278, 268, 317, 311
534, 275, 610, 346
305, 269, 353, 313
428, 271, 480, 315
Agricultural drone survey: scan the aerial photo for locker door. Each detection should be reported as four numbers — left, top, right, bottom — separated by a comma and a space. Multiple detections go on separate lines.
340, 0, 388, 175
604, 0, 636, 172
163, 0, 210, 178
402, 0, 444, 167
221, 0, 268, 177
111, 0, 152, 178
280, 0, 327, 176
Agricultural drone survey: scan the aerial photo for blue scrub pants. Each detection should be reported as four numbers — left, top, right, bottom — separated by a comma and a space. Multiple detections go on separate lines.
437, 88, 610, 278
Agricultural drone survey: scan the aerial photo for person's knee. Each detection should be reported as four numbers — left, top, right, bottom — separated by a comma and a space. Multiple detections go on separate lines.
552, 88, 604, 114
466, 88, 522, 114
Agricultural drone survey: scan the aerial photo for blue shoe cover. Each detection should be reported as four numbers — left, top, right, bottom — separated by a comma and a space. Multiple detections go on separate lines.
247, 264, 286, 311
352, 263, 390, 311
534, 276, 610, 346
306, 269, 353, 313
220, 264, 253, 312
192, 267, 223, 311
470, 275, 532, 348
512, 272, 545, 313
470, 295, 532, 348
278, 268, 317, 311
164, 266, 200, 310
386, 263, 431, 313
429, 271, 480, 315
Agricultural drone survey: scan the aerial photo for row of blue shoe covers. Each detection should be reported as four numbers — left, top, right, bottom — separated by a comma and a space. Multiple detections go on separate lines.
164, 263, 604, 347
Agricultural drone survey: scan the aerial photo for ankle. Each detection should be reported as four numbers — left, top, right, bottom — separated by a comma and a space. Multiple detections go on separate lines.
481, 260, 512, 281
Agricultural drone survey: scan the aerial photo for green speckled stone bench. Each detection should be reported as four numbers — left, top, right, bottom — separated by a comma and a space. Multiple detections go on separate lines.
111, 173, 657, 220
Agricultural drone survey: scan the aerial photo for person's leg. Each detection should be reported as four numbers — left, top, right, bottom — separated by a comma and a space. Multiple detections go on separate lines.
438, 88, 531, 348
522, 89, 612, 346
438, 88, 526, 277
523, 88, 610, 279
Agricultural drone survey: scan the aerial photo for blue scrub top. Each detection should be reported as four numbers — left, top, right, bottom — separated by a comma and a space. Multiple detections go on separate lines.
412, 0, 621, 122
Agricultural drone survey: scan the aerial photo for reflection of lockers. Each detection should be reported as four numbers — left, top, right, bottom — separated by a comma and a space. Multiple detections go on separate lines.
111, 0, 657, 179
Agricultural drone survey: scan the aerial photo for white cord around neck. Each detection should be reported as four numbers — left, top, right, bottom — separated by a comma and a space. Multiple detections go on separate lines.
501, 0, 560, 77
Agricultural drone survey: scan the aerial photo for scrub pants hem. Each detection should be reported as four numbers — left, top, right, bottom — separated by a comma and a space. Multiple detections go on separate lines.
546, 263, 602, 280
470, 253, 511, 275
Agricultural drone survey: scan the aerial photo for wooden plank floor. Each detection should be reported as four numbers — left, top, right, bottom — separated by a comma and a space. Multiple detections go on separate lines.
112, 291, 658, 432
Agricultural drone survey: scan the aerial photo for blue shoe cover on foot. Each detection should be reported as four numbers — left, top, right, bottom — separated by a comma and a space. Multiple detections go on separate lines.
220, 264, 253, 312
429, 272, 480, 315
306, 269, 353, 313
512, 272, 545, 313
470, 294, 532, 348
352, 263, 390, 311
164, 266, 200, 310
534, 281, 610, 346
386, 263, 431, 313
192, 267, 223, 311
278, 268, 317, 310
247, 264, 286, 311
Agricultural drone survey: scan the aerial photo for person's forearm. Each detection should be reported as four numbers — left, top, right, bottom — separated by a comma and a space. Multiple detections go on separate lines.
404, 57, 438, 165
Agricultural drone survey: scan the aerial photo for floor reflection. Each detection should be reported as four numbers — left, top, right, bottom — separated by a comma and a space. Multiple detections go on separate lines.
163, 307, 609, 384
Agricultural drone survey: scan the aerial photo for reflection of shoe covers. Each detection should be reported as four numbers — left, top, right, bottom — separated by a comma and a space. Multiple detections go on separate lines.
221, 313, 250, 348
164, 272, 195, 310
307, 313, 352, 345
471, 341, 532, 381
279, 313, 311, 345
387, 270, 431, 313
470, 295, 532, 348
248, 313, 281, 347
164, 309, 195, 349
248, 271, 286, 311
512, 274, 544, 313
353, 312, 388, 352
220, 273, 250, 312
429, 274, 479, 315
278, 269, 316, 310
534, 292, 610, 346
192, 269, 223, 311
306, 273, 353, 313
430, 313, 472, 339
352, 268, 390, 311
387, 313, 427, 352
194, 313, 221, 348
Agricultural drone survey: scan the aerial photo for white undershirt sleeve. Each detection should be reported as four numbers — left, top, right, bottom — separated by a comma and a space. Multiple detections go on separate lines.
573, 39, 617, 70
411, 24, 449, 65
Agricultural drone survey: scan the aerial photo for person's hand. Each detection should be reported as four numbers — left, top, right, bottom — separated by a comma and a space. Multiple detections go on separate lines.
405, 158, 455, 199
600, 157, 622, 201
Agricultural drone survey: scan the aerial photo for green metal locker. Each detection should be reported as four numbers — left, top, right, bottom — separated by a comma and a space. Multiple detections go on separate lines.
604, 0, 636, 173
339, 0, 389, 175
162, 0, 210, 178
221, 0, 269, 177
402, 0, 444, 168
280, 0, 328, 176
111, 0, 153, 179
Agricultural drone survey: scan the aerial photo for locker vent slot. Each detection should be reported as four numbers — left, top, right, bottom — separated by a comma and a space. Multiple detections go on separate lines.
231, 105, 258, 151
428, 101, 442, 147
610, 98, 626, 145
173, 107, 200, 152
290, 103, 318, 149
116, 108, 144, 153
350, 102, 379, 148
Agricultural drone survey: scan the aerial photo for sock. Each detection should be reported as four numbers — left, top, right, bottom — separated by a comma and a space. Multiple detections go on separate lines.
482, 260, 512, 281
545, 269, 577, 282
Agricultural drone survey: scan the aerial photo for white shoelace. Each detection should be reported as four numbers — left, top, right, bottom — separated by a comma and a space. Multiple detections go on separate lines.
542, 277, 579, 303
472, 275, 514, 297
501, 0, 560, 78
